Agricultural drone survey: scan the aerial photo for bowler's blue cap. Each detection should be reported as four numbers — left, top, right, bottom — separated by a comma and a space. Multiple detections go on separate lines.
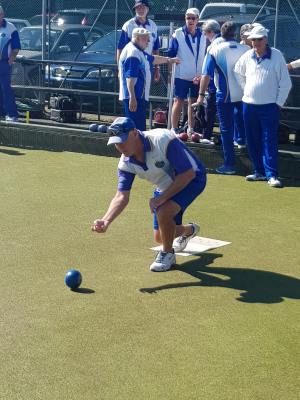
133, 0, 150, 9
107, 117, 136, 145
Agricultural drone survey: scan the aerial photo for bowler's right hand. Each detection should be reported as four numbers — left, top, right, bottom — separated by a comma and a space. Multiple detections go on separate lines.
91, 219, 110, 233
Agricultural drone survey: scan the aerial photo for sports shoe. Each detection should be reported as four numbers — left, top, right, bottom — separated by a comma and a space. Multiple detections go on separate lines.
170, 128, 180, 135
268, 177, 283, 188
200, 138, 214, 145
150, 251, 176, 272
173, 223, 200, 253
246, 173, 267, 181
215, 165, 236, 175
5, 116, 18, 122
234, 141, 246, 149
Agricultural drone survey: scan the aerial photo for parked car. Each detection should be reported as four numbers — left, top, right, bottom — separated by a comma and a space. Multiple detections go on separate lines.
46, 30, 121, 112
46, 26, 171, 112
12, 24, 104, 102
51, 8, 132, 32
28, 14, 56, 25
6, 18, 30, 32
199, 2, 276, 20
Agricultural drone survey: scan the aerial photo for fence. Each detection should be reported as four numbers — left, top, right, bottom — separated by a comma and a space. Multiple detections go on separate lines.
4, 0, 300, 128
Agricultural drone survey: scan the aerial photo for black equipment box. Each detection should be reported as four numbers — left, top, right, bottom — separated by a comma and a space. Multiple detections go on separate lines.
50, 109, 77, 123
49, 95, 78, 123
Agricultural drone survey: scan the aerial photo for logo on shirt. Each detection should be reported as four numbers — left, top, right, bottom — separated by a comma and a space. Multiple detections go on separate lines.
155, 161, 165, 168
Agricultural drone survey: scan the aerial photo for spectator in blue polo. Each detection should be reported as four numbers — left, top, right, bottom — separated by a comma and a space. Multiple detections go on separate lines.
193, 22, 248, 175
0, 5, 21, 122
117, 0, 161, 82
234, 25, 292, 188
168, 7, 207, 137
119, 27, 179, 131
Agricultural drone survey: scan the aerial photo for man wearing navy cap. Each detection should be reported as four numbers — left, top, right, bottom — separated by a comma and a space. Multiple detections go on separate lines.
117, 0, 161, 82
92, 117, 207, 272
0, 5, 21, 121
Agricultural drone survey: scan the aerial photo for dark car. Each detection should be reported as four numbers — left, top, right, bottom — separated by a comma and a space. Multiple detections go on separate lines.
12, 25, 104, 88
51, 8, 132, 32
46, 30, 121, 112
46, 27, 171, 112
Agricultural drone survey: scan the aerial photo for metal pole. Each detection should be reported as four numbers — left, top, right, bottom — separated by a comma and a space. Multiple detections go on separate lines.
274, 0, 280, 48
167, 63, 176, 130
42, 0, 47, 61
115, 0, 118, 55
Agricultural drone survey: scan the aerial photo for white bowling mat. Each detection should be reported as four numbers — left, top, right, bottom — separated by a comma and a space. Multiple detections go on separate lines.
150, 236, 231, 256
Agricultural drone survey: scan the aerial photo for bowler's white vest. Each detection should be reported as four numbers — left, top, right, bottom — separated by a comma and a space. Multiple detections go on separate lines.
118, 129, 176, 191
173, 28, 207, 80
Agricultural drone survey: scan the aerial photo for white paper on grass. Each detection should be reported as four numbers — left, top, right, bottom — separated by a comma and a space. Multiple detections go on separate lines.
150, 236, 231, 257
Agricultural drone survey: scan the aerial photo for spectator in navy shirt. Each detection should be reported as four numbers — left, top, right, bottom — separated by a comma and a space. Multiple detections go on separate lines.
92, 117, 206, 272
0, 5, 21, 122
117, 0, 161, 82
119, 27, 179, 131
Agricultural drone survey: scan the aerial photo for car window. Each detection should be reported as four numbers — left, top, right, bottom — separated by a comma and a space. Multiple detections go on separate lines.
83, 31, 103, 46
55, 31, 87, 53
19, 28, 60, 51
84, 31, 121, 54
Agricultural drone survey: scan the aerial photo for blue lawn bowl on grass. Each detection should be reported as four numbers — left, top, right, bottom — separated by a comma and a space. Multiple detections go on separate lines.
65, 269, 82, 290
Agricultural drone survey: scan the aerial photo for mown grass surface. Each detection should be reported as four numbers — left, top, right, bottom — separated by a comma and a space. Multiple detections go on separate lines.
0, 147, 299, 400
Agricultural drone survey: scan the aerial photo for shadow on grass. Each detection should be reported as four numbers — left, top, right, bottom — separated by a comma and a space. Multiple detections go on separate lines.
140, 253, 300, 304
71, 287, 95, 294
0, 148, 25, 156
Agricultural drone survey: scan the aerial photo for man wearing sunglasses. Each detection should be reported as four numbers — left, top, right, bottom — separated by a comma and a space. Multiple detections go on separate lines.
234, 25, 292, 188
92, 117, 207, 272
168, 8, 207, 137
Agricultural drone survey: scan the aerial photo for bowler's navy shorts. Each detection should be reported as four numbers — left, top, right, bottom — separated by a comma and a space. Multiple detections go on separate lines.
174, 78, 199, 100
153, 175, 206, 230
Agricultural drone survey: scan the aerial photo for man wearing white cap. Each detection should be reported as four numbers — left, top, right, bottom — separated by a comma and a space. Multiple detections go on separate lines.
0, 5, 21, 121
168, 8, 207, 136
119, 27, 179, 131
234, 25, 292, 188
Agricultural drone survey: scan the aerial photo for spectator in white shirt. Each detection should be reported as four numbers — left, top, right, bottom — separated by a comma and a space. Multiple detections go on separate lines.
234, 25, 292, 188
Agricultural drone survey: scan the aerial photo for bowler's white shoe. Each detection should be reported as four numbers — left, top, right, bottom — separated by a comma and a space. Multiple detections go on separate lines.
268, 177, 282, 188
150, 251, 176, 272
173, 223, 200, 253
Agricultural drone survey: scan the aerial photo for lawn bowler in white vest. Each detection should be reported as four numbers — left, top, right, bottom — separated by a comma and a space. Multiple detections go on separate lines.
92, 117, 207, 272
168, 7, 207, 136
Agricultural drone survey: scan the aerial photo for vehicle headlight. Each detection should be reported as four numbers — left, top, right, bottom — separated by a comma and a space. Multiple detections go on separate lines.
86, 68, 115, 79
53, 67, 70, 77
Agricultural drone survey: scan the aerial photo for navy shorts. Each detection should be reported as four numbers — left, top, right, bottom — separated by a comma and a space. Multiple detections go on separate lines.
153, 175, 206, 230
174, 78, 199, 100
